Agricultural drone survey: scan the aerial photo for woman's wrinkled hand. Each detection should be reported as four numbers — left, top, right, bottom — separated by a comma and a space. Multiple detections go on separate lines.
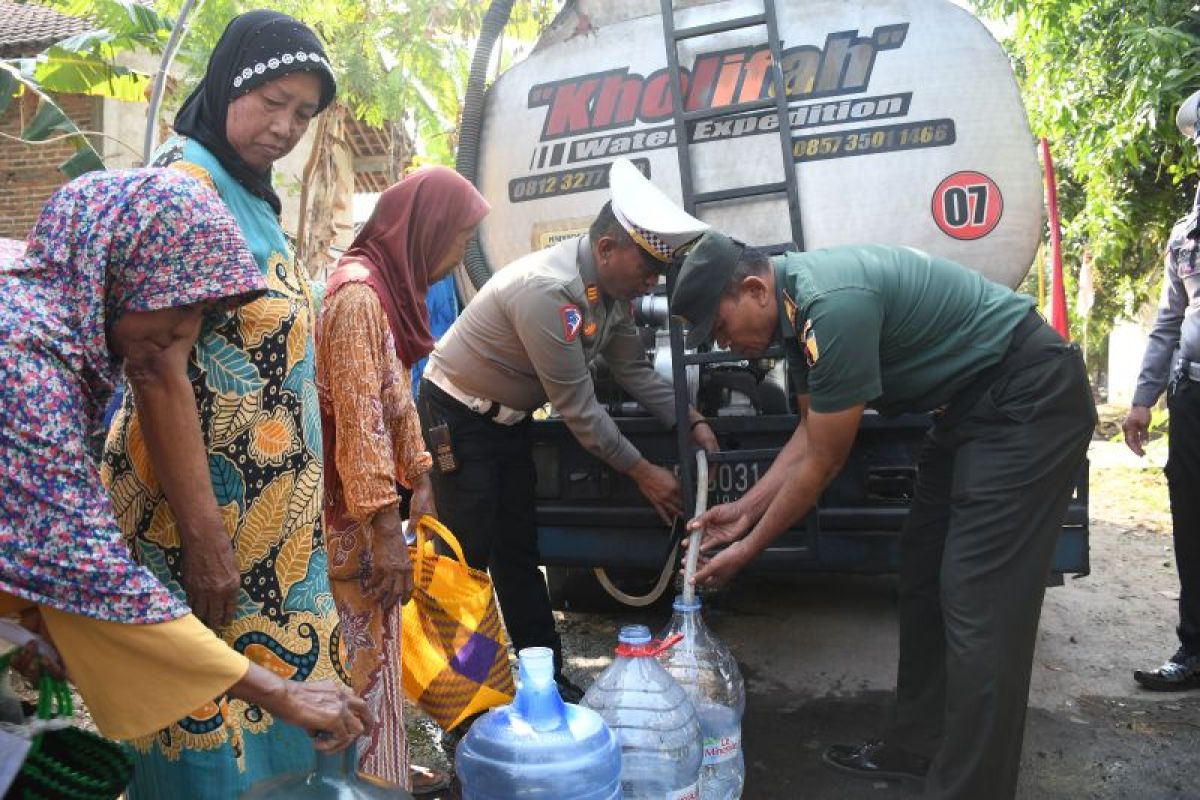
408, 473, 438, 522
369, 507, 415, 608
180, 531, 240, 630
276, 680, 373, 753
6, 609, 66, 683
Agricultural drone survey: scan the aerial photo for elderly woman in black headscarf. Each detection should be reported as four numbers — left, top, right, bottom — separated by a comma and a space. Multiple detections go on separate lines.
100, 11, 348, 798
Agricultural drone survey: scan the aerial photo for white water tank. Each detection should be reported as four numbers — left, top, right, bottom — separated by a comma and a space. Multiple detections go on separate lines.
474, 0, 1042, 289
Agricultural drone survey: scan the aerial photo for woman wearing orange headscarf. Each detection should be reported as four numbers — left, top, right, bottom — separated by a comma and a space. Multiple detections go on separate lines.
315, 166, 489, 792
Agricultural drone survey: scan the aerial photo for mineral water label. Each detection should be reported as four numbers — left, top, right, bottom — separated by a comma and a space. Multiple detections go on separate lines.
703, 733, 741, 765
667, 782, 700, 800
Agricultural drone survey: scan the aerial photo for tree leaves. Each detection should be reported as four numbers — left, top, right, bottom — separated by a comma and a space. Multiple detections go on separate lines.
971, 0, 1200, 347
0, 61, 105, 178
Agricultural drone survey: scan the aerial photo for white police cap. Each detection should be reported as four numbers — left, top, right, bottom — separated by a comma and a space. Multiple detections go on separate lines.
608, 158, 709, 262
1178, 89, 1200, 139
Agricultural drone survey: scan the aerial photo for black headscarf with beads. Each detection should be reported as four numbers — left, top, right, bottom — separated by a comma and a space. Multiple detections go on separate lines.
173, 10, 336, 216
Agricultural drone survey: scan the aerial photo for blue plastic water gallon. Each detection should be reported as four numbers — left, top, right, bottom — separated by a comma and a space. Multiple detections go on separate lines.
456, 647, 621, 799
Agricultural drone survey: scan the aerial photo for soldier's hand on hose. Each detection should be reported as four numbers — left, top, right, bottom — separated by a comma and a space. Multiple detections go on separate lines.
688, 416, 719, 453
685, 499, 755, 552
1122, 405, 1152, 457
368, 505, 415, 608
690, 538, 754, 589
627, 458, 682, 526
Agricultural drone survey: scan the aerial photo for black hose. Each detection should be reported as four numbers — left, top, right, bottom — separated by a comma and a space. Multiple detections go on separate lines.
456, 0, 516, 291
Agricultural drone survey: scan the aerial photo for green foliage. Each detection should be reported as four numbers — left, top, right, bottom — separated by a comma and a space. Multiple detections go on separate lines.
151, 0, 561, 165
3, 0, 559, 176
971, 0, 1200, 348
0, 60, 104, 177
23, 0, 172, 98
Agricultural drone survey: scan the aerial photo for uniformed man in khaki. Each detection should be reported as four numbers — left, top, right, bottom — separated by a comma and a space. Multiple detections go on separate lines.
417, 159, 717, 702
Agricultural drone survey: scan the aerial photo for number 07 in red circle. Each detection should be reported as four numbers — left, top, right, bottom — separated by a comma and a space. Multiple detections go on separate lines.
932, 171, 1003, 240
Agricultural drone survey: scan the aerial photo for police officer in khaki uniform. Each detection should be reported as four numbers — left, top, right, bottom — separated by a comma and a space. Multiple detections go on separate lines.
1122, 89, 1200, 691
671, 232, 1095, 799
417, 159, 716, 702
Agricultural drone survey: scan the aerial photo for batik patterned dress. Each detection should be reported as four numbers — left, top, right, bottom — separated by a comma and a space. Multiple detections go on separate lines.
317, 281, 433, 785
101, 139, 345, 798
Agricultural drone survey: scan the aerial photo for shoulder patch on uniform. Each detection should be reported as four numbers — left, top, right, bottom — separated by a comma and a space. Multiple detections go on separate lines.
783, 290, 799, 331
560, 304, 583, 342
802, 319, 819, 367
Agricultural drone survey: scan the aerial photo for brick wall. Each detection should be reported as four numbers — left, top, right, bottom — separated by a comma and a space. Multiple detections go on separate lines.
0, 92, 98, 239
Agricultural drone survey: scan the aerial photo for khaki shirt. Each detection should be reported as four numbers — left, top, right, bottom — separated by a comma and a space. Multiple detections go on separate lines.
429, 236, 676, 471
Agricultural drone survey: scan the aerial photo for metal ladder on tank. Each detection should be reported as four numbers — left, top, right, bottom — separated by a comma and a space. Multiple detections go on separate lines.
658, 0, 817, 552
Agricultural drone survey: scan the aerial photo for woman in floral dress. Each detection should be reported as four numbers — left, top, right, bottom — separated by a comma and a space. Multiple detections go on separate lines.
101, 11, 347, 798
0, 168, 368, 751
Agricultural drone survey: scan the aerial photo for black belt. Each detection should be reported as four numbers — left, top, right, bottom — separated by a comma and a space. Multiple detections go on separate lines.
423, 377, 505, 421
1177, 358, 1200, 383
937, 309, 1048, 424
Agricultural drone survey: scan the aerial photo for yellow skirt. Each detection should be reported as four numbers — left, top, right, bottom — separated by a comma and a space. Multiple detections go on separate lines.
0, 592, 249, 741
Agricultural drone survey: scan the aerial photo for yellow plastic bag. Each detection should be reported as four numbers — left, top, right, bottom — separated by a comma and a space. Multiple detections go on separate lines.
401, 516, 515, 730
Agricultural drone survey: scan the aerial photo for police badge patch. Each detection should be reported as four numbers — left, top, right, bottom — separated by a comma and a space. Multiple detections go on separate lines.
802, 319, 819, 366
560, 304, 583, 342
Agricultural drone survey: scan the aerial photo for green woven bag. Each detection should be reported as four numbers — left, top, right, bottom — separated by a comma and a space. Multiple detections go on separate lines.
3, 654, 133, 800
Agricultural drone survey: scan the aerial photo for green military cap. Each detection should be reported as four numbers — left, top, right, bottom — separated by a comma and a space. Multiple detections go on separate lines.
670, 230, 745, 348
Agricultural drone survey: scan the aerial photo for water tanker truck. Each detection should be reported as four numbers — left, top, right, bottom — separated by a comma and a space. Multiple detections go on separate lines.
453, 0, 1088, 608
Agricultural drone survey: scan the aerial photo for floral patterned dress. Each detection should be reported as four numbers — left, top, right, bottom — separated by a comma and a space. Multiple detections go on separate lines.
101, 140, 344, 799
0, 169, 264, 624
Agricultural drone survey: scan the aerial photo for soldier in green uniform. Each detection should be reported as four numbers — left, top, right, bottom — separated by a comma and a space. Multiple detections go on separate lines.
670, 232, 1096, 800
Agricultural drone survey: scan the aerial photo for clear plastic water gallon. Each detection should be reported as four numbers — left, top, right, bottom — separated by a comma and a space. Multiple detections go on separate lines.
582, 625, 702, 800
456, 646, 621, 799
657, 595, 746, 800
240, 748, 415, 799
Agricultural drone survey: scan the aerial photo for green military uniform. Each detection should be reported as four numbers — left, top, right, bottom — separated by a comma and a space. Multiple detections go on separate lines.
772, 245, 1032, 414
769, 245, 1095, 799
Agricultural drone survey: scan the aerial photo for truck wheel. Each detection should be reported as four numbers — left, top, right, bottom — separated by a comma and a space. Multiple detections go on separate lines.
546, 566, 673, 612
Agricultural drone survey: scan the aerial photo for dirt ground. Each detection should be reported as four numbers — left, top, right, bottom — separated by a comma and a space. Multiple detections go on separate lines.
412, 426, 1200, 799
26, 414, 1198, 798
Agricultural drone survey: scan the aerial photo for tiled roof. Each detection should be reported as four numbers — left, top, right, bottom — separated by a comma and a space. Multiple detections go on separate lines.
0, 1, 93, 58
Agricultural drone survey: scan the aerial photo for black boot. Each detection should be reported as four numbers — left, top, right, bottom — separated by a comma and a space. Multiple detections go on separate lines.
823, 739, 930, 784
1134, 648, 1200, 691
